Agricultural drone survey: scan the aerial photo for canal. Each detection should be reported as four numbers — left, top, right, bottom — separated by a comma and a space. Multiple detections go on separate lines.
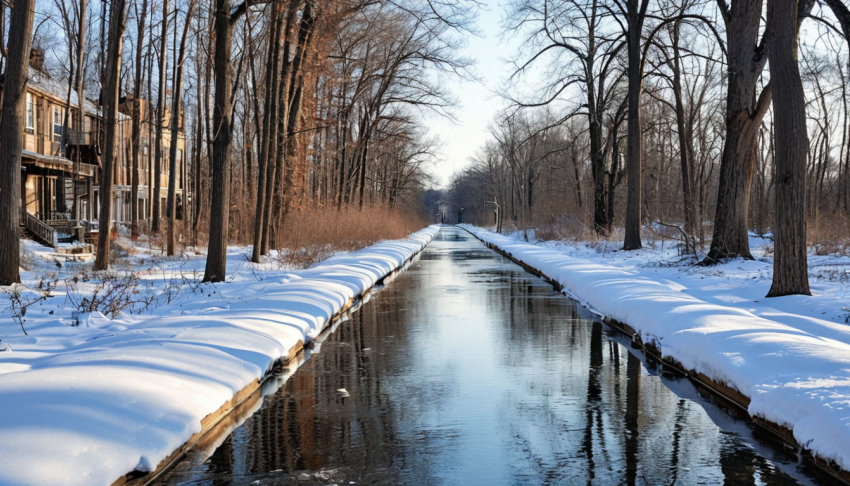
158, 226, 831, 485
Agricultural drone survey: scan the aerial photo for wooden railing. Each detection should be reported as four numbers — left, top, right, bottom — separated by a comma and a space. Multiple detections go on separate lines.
78, 162, 97, 177
19, 208, 58, 248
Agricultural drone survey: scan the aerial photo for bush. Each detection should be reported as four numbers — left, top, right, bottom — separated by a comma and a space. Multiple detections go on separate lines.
64, 270, 155, 319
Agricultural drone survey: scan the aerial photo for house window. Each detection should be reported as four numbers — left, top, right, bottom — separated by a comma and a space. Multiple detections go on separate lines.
52, 107, 64, 142
25, 93, 34, 131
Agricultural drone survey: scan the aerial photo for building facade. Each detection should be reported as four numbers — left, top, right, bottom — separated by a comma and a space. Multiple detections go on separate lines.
19, 59, 187, 245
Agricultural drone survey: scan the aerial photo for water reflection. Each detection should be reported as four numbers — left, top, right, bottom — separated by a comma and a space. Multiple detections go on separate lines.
160, 227, 831, 485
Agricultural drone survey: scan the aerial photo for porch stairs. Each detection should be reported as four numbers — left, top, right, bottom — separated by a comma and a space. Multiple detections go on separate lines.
19, 209, 58, 248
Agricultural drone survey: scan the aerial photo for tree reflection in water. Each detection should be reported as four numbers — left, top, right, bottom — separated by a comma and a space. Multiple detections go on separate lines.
159, 227, 828, 486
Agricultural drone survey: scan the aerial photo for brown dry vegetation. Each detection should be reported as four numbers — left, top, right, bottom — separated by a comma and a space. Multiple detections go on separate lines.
275, 205, 427, 267
812, 213, 850, 256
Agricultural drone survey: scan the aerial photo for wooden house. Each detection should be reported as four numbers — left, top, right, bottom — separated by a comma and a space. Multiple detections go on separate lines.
19, 54, 187, 248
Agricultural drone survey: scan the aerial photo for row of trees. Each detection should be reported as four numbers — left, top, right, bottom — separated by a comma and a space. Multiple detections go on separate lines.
448, 0, 849, 297
0, 0, 477, 285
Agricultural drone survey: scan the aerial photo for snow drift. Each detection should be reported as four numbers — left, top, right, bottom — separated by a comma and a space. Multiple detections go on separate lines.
0, 225, 438, 486
462, 225, 850, 473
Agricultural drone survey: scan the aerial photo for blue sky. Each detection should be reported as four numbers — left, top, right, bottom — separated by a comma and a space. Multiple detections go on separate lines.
424, 1, 512, 187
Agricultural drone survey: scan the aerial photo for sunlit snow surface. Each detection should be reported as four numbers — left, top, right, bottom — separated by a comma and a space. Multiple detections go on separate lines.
461, 225, 850, 473
0, 226, 438, 486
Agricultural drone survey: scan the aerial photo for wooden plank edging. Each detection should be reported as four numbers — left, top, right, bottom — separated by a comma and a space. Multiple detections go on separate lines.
111, 232, 435, 486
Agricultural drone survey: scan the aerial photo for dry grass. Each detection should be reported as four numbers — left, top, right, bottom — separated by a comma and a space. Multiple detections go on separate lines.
812, 213, 850, 256
276, 205, 427, 267
533, 216, 618, 243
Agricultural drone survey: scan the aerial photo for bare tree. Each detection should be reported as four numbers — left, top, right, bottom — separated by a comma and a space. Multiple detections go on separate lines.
0, 0, 36, 285
152, 0, 169, 234
622, 0, 651, 250
131, 0, 149, 237
704, 0, 773, 262
94, 0, 128, 271
166, 0, 197, 255
504, 0, 625, 235
202, 0, 256, 281
766, 0, 810, 296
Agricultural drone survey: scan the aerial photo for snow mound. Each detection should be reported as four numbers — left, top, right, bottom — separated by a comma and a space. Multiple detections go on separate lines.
0, 226, 438, 486
462, 224, 850, 472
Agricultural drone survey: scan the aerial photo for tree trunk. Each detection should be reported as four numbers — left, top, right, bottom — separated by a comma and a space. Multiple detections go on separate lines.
586, 38, 607, 233
166, 0, 195, 256
131, 0, 147, 237
671, 20, 696, 236
704, 0, 771, 262
766, 0, 810, 297
623, 0, 648, 250
203, 0, 236, 282
253, 3, 284, 261
589, 112, 607, 232
0, 0, 35, 286
94, 0, 127, 271
152, 0, 168, 233
75, 0, 86, 222
607, 119, 621, 231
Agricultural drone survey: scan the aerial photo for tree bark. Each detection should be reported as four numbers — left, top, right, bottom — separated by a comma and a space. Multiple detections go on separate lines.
623, 0, 649, 250
0, 0, 35, 286
203, 0, 237, 282
670, 19, 696, 236
766, 0, 810, 297
94, 0, 127, 271
253, 3, 284, 262
704, 0, 771, 262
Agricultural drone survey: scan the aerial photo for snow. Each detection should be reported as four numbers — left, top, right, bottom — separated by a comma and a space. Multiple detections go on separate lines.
462, 224, 850, 472
0, 226, 438, 486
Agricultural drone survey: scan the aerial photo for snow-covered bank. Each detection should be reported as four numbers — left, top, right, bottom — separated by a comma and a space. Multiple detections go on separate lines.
0, 225, 439, 486
462, 225, 850, 474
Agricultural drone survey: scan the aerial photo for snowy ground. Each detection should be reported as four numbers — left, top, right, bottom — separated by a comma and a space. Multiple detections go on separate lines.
0, 226, 439, 486
462, 224, 850, 474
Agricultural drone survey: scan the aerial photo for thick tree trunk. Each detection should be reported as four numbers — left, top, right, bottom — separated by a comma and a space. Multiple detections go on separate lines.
0, 0, 35, 286
766, 0, 810, 297
705, 0, 771, 262
623, 0, 647, 250
94, 0, 127, 271
589, 113, 607, 232
586, 38, 607, 233
203, 0, 235, 282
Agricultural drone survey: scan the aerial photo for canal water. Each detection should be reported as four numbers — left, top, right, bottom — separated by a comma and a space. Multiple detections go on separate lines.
159, 226, 832, 485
